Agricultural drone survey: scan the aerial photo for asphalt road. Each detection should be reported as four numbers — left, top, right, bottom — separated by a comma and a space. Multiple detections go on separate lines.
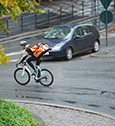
0, 34, 115, 116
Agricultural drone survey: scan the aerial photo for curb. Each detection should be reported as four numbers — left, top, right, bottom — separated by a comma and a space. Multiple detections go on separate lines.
90, 54, 115, 58
90, 47, 115, 58
7, 99, 115, 121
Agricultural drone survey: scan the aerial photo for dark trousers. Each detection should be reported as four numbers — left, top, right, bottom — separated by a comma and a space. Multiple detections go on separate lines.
26, 51, 47, 70
26, 56, 41, 70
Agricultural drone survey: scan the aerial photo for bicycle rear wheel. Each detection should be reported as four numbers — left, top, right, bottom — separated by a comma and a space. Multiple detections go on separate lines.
14, 68, 30, 85
40, 69, 54, 87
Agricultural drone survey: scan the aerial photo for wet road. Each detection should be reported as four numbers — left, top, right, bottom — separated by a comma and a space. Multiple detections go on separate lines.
0, 35, 115, 116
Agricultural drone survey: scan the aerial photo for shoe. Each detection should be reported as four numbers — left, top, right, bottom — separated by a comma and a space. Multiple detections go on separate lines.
31, 73, 36, 79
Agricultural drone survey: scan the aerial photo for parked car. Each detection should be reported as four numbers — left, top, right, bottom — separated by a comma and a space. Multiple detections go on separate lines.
39, 24, 100, 60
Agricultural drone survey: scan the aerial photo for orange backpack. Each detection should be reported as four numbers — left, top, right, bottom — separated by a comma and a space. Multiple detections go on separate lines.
30, 43, 49, 57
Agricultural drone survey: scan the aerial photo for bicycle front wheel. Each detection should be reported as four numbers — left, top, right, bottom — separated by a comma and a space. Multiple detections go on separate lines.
14, 68, 30, 85
40, 69, 54, 87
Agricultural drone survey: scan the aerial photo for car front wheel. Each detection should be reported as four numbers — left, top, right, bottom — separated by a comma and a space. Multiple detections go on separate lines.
92, 41, 100, 52
65, 47, 73, 60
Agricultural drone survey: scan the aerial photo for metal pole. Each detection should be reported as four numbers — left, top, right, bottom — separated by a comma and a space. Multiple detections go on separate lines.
82, 1, 84, 17
48, 10, 50, 27
6, 19, 9, 37
105, 8, 108, 53
21, 15, 23, 31
97, 0, 99, 14
60, 7, 62, 23
35, 13, 37, 29
98, 17, 100, 31
94, 0, 96, 15
72, 4, 74, 20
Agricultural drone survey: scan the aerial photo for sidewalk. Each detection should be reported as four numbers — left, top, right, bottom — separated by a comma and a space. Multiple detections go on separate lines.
10, 100, 115, 126
0, 0, 81, 39
91, 48, 115, 58
91, 31, 115, 58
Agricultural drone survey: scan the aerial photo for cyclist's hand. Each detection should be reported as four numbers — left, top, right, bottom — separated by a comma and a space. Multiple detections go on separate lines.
16, 63, 18, 67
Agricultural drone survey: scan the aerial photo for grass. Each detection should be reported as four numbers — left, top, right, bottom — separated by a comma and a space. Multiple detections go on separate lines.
0, 99, 39, 126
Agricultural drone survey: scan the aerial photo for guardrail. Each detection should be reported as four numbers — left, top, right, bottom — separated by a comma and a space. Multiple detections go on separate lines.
0, 0, 115, 39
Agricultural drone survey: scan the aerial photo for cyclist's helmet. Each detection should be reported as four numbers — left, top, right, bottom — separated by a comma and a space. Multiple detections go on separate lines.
20, 41, 27, 46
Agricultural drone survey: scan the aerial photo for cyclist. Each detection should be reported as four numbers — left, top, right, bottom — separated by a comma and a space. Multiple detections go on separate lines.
16, 41, 48, 73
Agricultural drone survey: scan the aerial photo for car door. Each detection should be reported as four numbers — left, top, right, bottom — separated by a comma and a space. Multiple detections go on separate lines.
81, 26, 93, 50
72, 27, 85, 53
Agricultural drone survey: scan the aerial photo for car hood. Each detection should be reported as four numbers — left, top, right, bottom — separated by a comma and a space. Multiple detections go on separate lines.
39, 38, 70, 48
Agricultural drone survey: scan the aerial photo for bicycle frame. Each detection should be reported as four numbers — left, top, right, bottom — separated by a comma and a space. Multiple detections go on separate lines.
18, 62, 43, 81
19, 63, 32, 76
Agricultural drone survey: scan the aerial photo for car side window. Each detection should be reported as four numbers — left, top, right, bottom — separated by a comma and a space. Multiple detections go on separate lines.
73, 27, 82, 38
82, 26, 91, 36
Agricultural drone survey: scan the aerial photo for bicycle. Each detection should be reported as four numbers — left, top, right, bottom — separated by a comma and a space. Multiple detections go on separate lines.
14, 58, 54, 87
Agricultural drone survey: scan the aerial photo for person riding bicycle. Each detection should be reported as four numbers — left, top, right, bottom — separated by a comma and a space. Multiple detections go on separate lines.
16, 41, 49, 73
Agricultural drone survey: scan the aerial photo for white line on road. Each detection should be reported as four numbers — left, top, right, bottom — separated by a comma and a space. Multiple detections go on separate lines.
6, 50, 23, 62
6, 50, 23, 56
10, 59, 19, 62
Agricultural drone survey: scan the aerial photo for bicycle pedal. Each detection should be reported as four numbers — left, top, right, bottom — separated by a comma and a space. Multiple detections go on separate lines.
31, 73, 35, 76
36, 80, 40, 83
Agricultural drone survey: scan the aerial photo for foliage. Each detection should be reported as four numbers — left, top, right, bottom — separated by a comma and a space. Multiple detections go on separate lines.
0, 44, 10, 66
0, 0, 42, 33
0, 99, 39, 126
0, 0, 42, 66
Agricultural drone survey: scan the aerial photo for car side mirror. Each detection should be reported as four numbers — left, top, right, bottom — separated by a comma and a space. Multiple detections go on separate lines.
42, 31, 49, 38
73, 35, 81, 40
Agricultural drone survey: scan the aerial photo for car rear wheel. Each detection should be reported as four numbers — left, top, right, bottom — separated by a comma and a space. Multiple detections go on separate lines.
92, 41, 100, 52
66, 47, 73, 60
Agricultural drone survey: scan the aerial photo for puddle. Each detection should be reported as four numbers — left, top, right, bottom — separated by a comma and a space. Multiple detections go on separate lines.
63, 100, 77, 104
110, 107, 115, 110
88, 104, 100, 108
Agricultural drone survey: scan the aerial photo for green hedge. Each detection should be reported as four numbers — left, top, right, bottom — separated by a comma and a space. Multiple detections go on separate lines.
0, 99, 39, 126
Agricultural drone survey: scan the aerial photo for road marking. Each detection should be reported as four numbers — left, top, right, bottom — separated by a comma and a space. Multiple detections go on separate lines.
81, 55, 90, 58
10, 59, 19, 62
6, 50, 23, 56
6, 51, 22, 62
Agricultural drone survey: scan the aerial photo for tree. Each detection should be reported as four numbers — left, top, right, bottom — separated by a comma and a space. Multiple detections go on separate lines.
0, 0, 44, 66
0, 0, 42, 33
0, 44, 10, 66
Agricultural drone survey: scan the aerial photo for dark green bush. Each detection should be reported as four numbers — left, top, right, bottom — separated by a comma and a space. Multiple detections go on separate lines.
0, 99, 39, 126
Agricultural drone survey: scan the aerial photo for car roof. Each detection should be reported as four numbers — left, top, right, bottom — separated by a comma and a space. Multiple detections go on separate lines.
54, 24, 93, 29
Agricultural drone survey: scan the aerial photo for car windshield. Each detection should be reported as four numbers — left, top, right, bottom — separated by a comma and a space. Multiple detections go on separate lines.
44, 27, 72, 39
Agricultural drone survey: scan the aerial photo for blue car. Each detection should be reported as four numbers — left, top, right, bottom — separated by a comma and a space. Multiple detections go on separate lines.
39, 24, 100, 60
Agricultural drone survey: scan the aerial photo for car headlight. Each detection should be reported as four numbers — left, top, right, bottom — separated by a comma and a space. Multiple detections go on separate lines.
52, 45, 61, 51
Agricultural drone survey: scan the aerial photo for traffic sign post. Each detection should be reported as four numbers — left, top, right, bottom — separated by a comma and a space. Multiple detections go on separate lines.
100, 0, 113, 53
105, 8, 109, 53
100, 10, 113, 52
